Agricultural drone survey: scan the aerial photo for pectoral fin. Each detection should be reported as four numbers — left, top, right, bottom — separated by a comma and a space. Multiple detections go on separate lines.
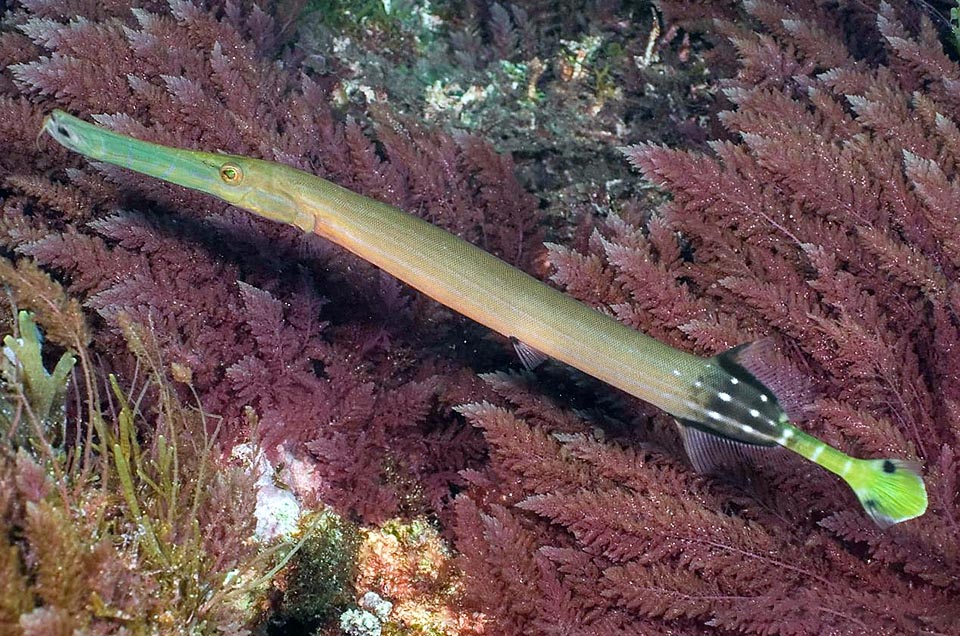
510, 336, 549, 371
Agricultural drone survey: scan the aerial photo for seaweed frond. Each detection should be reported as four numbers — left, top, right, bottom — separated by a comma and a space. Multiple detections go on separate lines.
0, 310, 74, 452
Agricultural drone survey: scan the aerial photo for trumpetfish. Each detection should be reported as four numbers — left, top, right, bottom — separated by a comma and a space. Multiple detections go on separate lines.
42, 109, 928, 527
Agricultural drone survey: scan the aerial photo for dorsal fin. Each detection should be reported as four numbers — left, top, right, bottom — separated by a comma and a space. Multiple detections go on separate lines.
714, 338, 813, 422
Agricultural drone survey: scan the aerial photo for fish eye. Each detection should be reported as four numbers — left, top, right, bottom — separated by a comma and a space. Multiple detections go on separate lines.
219, 163, 243, 185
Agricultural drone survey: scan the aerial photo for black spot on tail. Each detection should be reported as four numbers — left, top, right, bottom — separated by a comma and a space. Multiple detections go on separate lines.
883, 460, 896, 473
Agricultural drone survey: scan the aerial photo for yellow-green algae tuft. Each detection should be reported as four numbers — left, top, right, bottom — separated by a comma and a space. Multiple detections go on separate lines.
0, 257, 297, 635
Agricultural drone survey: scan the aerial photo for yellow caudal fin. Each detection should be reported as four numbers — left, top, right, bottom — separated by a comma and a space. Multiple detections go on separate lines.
847, 459, 928, 528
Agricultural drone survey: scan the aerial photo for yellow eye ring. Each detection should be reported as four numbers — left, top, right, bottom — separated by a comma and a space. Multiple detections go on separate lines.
219, 163, 243, 184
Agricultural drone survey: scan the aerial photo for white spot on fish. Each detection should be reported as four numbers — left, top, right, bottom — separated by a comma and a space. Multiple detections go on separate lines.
775, 429, 794, 445
672, 369, 681, 377
740, 424, 755, 434
810, 446, 823, 461
841, 459, 852, 475
707, 410, 723, 421
749, 408, 760, 418
718, 392, 732, 402
760, 394, 769, 403
729, 377, 739, 385
694, 380, 703, 388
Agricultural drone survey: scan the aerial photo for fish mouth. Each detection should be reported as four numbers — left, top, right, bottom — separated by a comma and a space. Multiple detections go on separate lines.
42, 109, 116, 157
42, 110, 82, 152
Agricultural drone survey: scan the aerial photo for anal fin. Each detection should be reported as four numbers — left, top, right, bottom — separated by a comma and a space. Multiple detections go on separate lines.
676, 419, 782, 475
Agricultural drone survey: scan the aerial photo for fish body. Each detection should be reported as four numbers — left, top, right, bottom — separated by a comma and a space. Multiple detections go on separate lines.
42, 110, 927, 526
